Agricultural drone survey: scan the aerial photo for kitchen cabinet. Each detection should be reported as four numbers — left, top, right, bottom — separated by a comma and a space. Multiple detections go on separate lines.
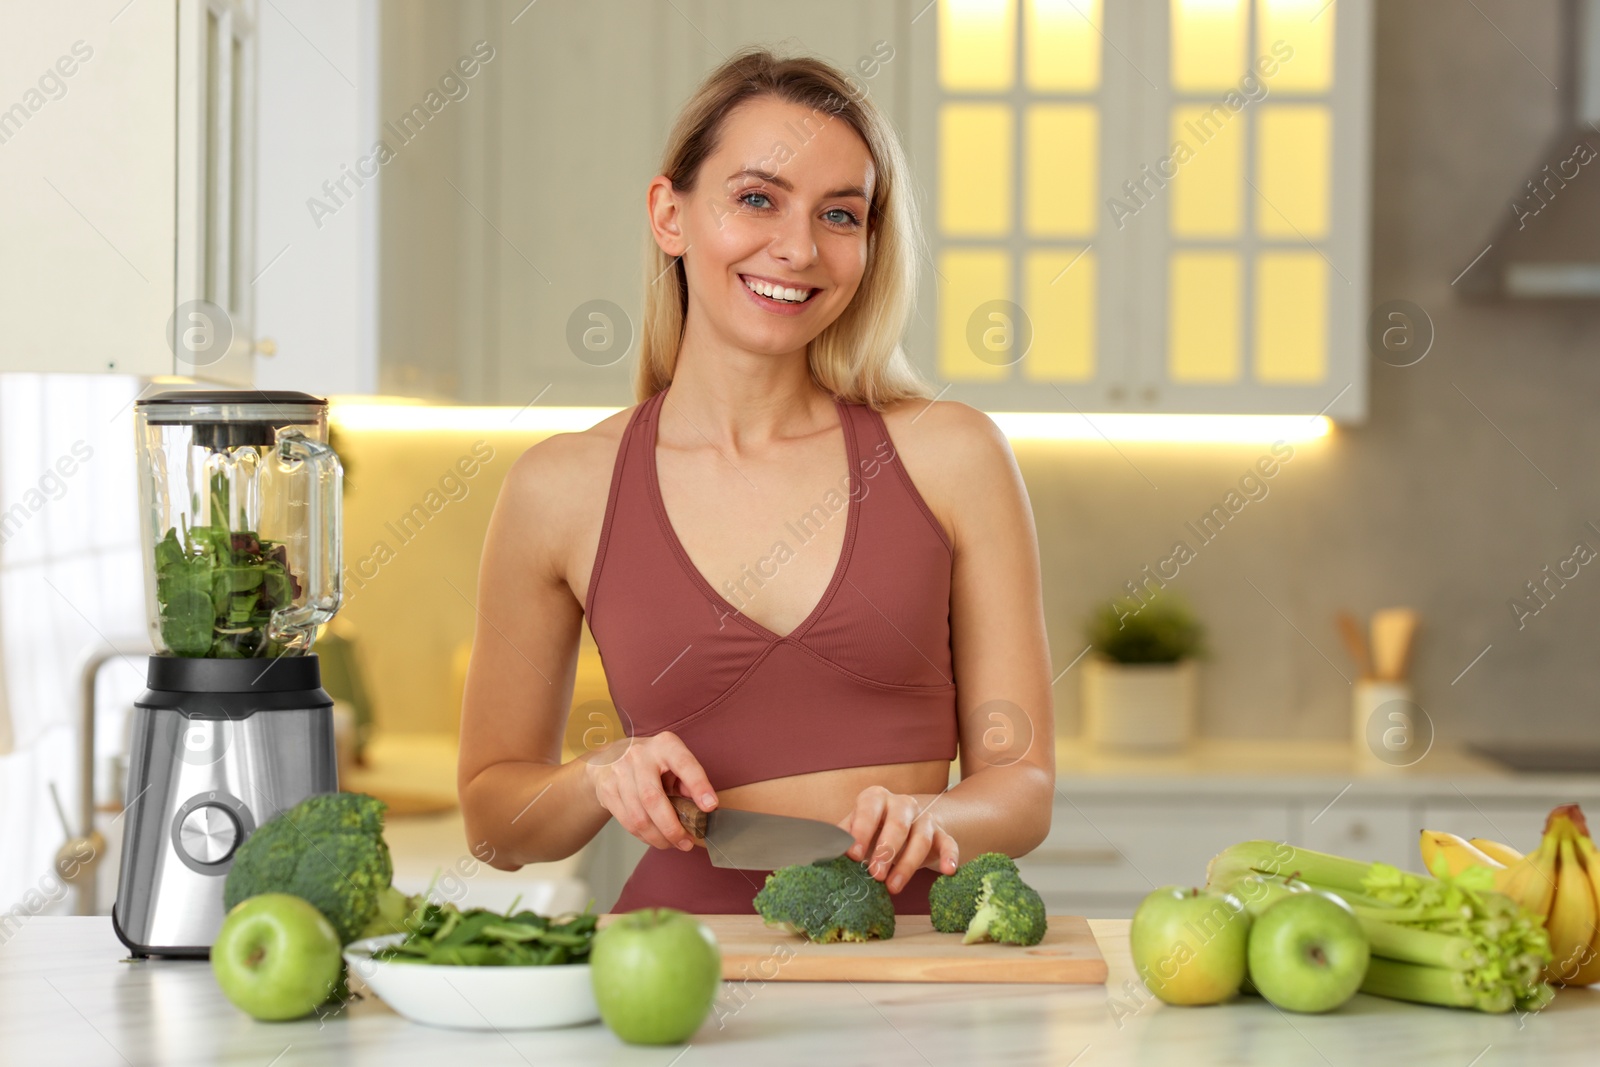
377, 0, 908, 407
1023, 739, 1600, 917
1293, 798, 1418, 872
0, 0, 257, 382
905, 0, 1373, 421
1018, 797, 1292, 903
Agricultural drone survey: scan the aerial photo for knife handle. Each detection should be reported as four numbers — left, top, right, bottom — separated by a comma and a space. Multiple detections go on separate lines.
670, 795, 707, 841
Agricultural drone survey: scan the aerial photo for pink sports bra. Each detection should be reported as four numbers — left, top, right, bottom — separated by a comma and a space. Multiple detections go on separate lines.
584, 386, 959, 790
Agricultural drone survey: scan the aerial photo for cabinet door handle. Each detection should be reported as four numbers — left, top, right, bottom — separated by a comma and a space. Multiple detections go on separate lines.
1026, 846, 1124, 865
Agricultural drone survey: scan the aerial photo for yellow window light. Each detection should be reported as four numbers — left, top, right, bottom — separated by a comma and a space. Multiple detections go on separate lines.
1026, 104, 1098, 237
1022, 248, 1096, 382
1169, 104, 1246, 237
1254, 252, 1328, 383
1256, 105, 1331, 239
1170, 0, 1247, 93
938, 247, 1014, 382
1260, 0, 1336, 92
940, 0, 1016, 91
1026, 0, 1102, 92
1168, 251, 1242, 383
940, 103, 1014, 236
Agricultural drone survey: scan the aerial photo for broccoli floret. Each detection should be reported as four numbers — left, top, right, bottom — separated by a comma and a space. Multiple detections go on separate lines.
962, 870, 1047, 946
224, 792, 393, 944
752, 855, 895, 943
929, 852, 1018, 933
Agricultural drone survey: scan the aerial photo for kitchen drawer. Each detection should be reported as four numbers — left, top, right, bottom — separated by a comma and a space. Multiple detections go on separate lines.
1291, 800, 1419, 873
1016, 798, 1293, 896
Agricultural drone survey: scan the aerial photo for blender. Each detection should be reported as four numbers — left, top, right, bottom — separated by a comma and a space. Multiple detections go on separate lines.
113, 390, 343, 957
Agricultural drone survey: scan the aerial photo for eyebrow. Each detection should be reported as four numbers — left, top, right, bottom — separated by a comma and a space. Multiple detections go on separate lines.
728, 167, 869, 202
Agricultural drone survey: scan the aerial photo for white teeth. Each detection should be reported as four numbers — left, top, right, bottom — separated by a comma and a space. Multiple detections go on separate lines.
742, 276, 813, 304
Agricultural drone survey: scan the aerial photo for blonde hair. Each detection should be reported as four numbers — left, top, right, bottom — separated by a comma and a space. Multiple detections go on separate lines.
636, 47, 936, 410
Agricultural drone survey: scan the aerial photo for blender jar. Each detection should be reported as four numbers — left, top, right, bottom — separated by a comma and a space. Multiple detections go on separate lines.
133, 391, 342, 658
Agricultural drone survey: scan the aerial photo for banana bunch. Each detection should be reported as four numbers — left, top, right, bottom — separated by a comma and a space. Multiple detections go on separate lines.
1419, 804, 1600, 985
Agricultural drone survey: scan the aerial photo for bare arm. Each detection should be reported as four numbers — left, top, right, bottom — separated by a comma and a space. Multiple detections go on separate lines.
457, 438, 607, 868
839, 403, 1056, 891
458, 434, 719, 870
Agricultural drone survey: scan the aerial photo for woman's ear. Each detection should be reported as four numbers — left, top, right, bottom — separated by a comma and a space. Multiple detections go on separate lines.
646, 175, 688, 257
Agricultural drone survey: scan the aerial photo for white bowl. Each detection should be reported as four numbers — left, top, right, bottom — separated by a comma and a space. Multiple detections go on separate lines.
344, 934, 601, 1031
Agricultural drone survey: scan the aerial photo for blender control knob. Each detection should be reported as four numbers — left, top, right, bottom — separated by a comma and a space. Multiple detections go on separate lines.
177, 804, 241, 866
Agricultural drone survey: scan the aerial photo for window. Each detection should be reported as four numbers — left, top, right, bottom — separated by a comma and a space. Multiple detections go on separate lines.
935, 0, 1105, 389
911, 0, 1372, 420
0, 374, 146, 914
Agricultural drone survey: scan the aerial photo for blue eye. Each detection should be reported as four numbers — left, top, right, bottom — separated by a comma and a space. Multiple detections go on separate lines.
737, 191, 862, 228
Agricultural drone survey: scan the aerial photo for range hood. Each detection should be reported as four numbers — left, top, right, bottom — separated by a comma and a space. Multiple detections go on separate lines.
1461, 0, 1600, 299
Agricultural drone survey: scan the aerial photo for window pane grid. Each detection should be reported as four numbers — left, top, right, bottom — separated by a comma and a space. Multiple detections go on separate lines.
1166, 0, 1336, 389
937, 0, 1104, 386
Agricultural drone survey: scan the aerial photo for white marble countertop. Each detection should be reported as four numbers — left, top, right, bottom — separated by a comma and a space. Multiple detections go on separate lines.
7, 916, 1600, 1065
1048, 739, 1600, 798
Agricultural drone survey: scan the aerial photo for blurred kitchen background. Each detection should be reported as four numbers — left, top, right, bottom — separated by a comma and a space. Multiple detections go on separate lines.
4, 0, 1600, 922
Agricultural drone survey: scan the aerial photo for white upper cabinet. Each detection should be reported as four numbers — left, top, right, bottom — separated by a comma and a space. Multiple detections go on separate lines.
372, 0, 915, 407
0, 0, 257, 382
907, 0, 1373, 420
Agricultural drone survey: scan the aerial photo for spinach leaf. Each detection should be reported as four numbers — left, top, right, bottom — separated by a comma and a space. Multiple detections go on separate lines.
369, 901, 599, 967
153, 520, 304, 658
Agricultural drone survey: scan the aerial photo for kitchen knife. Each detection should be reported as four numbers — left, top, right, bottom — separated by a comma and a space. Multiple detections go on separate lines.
669, 796, 857, 870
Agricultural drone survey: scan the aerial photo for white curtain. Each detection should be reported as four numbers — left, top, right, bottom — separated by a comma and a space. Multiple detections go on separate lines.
0, 373, 146, 914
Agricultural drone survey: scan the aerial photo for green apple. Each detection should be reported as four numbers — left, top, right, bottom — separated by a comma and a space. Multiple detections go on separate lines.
591, 908, 721, 1044
1129, 886, 1251, 1005
211, 893, 343, 1021
1246, 892, 1369, 1013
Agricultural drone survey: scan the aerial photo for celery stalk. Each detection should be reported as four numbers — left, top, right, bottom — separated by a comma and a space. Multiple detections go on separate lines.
1360, 958, 1512, 1013
1206, 840, 1377, 897
1357, 918, 1483, 971
1361, 958, 1480, 1009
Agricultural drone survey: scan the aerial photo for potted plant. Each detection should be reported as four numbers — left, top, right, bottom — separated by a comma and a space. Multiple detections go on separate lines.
1081, 595, 1206, 751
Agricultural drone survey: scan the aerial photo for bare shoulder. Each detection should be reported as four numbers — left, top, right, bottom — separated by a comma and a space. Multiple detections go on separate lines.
502, 406, 633, 499
873, 398, 1021, 549
492, 405, 638, 575
876, 396, 1015, 478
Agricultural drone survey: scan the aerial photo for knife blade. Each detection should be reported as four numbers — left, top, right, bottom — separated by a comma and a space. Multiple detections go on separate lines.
669, 796, 857, 870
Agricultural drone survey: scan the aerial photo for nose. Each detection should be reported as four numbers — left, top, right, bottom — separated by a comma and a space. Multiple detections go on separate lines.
766, 207, 819, 270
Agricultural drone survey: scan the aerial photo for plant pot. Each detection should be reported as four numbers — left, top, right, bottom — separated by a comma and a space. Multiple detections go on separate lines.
1081, 657, 1197, 751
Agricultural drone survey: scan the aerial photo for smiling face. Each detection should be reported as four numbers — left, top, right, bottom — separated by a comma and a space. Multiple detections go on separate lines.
649, 95, 877, 360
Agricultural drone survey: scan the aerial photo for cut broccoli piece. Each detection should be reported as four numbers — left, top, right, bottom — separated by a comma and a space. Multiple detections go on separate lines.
962, 870, 1047, 946
224, 792, 394, 944
929, 852, 1018, 933
752, 855, 895, 943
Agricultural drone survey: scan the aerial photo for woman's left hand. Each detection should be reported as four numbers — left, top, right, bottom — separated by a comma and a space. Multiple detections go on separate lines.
836, 786, 960, 893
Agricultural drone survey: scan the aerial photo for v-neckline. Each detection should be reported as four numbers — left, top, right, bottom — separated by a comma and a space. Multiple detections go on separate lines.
644, 387, 860, 643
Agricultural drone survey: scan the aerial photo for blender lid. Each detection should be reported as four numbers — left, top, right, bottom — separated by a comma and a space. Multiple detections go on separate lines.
136, 390, 328, 449
137, 389, 327, 414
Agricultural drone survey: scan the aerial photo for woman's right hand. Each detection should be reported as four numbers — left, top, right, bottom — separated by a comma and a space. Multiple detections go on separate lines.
582, 730, 717, 851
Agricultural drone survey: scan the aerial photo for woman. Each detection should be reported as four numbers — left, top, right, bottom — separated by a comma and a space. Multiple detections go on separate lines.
458, 48, 1054, 914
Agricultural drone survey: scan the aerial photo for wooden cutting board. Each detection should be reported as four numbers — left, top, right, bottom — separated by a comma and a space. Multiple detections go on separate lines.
599, 913, 1106, 984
